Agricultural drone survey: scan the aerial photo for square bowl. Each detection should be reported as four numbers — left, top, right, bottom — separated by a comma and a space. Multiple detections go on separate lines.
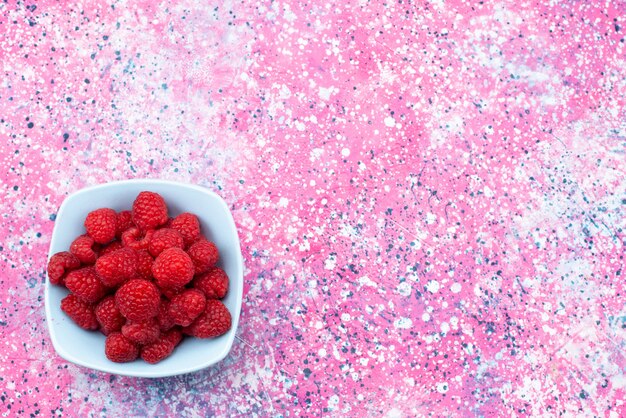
45, 179, 243, 378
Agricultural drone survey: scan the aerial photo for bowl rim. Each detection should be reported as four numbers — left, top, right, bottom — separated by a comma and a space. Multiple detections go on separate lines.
45, 179, 244, 378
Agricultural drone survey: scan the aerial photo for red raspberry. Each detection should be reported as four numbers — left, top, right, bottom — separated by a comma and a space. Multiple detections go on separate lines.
193, 267, 229, 299
170, 213, 201, 247
168, 289, 206, 327
99, 240, 123, 257
47, 251, 80, 286
115, 210, 133, 238
96, 247, 138, 288
115, 279, 160, 322
140, 329, 181, 364
95, 296, 125, 335
164, 328, 183, 347
84, 208, 117, 244
148, 228, 184, 257
160, 286, 184, 300
121, 318, 160, 345
182, 300, 231, 338
65, 266, 108, 304
187, 239, 219, 274
105, 332, 139, 363
156, 298, 176, 331
121, 227, 155, 251
152, 248, 194, 288
132, 191, 168, 231
69, 235, 98, 264
135, 250, 153, 280
61, 294, 99, 330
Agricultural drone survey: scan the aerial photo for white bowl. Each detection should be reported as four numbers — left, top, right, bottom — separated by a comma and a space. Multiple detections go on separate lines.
45, 179, 243, 378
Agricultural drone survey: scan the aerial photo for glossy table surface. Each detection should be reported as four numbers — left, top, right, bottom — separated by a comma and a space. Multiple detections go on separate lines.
1, 1, 625, 416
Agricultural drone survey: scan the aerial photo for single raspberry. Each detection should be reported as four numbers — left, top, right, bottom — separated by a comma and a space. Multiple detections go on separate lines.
168, 289, 206, 327
115, 279, 160, 322
132, 191, 168, 231
121, 227, 155, 251
170, 213, 201, 247
140, 329, 180, 364
156, 298, 176, 331
95, 296, 125, 335
182, 299, 231, 338
69, 234, 98, 264
84, 208, 117, 244
152, 248, 194, 288
121, 318, 160, 345
135, 250, 153, 280
65, 266, 108, 304
115, 210, 133, 238
61, 294, 99, 330
47, 251, 80, 286
148, 228, 184, 257
164, 328, 183, 347
187, 239, 219, 274
105, 332, 139, 363
99, 240, 123, 257
160, 286, 184, 300
95, 247, 138, 287
192, 267, 229, 299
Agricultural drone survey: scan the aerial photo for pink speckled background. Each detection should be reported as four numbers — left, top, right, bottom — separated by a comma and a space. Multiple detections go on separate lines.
1, 0, 625, 416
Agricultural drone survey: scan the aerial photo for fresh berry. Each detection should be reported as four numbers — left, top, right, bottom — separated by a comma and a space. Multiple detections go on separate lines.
160, 286, 184, 300
164, 328, 183, 347
193, 267, 229, 300
95, 296, 125, 335
122, 318, 160, 345
152, 248, 194, 288
99, 240, 123, 257
170, 213, 201, 247
135, 250, 153, 280
69, 235, 98, 264
168, 289, 206, 327
61, 294, 99, 330
84, 208, 117, 244
47, 251, 80, 286
140, 329, 180, 364
132, 191, 168, 231
182, 300, 231, 338
156, 298, 176, 331
115, 279, 160, 322
121, 227, 155, 251
65, 266, 108, 304
187, 239, 219, 274
116, 210, 133, 238
95, 247, 138, 287
148, 228, 184, 257
105, 332, 139, 363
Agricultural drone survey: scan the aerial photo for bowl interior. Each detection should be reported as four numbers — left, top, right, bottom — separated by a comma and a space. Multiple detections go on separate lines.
45, 180, 243, 378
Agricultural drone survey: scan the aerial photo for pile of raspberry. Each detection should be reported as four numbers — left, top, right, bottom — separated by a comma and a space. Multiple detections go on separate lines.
47, 191, 232, 364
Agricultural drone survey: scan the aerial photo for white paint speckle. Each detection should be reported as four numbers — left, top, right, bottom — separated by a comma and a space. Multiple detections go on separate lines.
451, 282, 462, 293
436, 382, 449, 393
396, 281, 412, 297
440, 322, 450, 333
426, 280, 440, 293
384, 116, 396, 127
324, 254, 337, 270
319, 86, 333, 100
394, 317, 413, 329
341, 148, 350, 157
422, 313, 431, 321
